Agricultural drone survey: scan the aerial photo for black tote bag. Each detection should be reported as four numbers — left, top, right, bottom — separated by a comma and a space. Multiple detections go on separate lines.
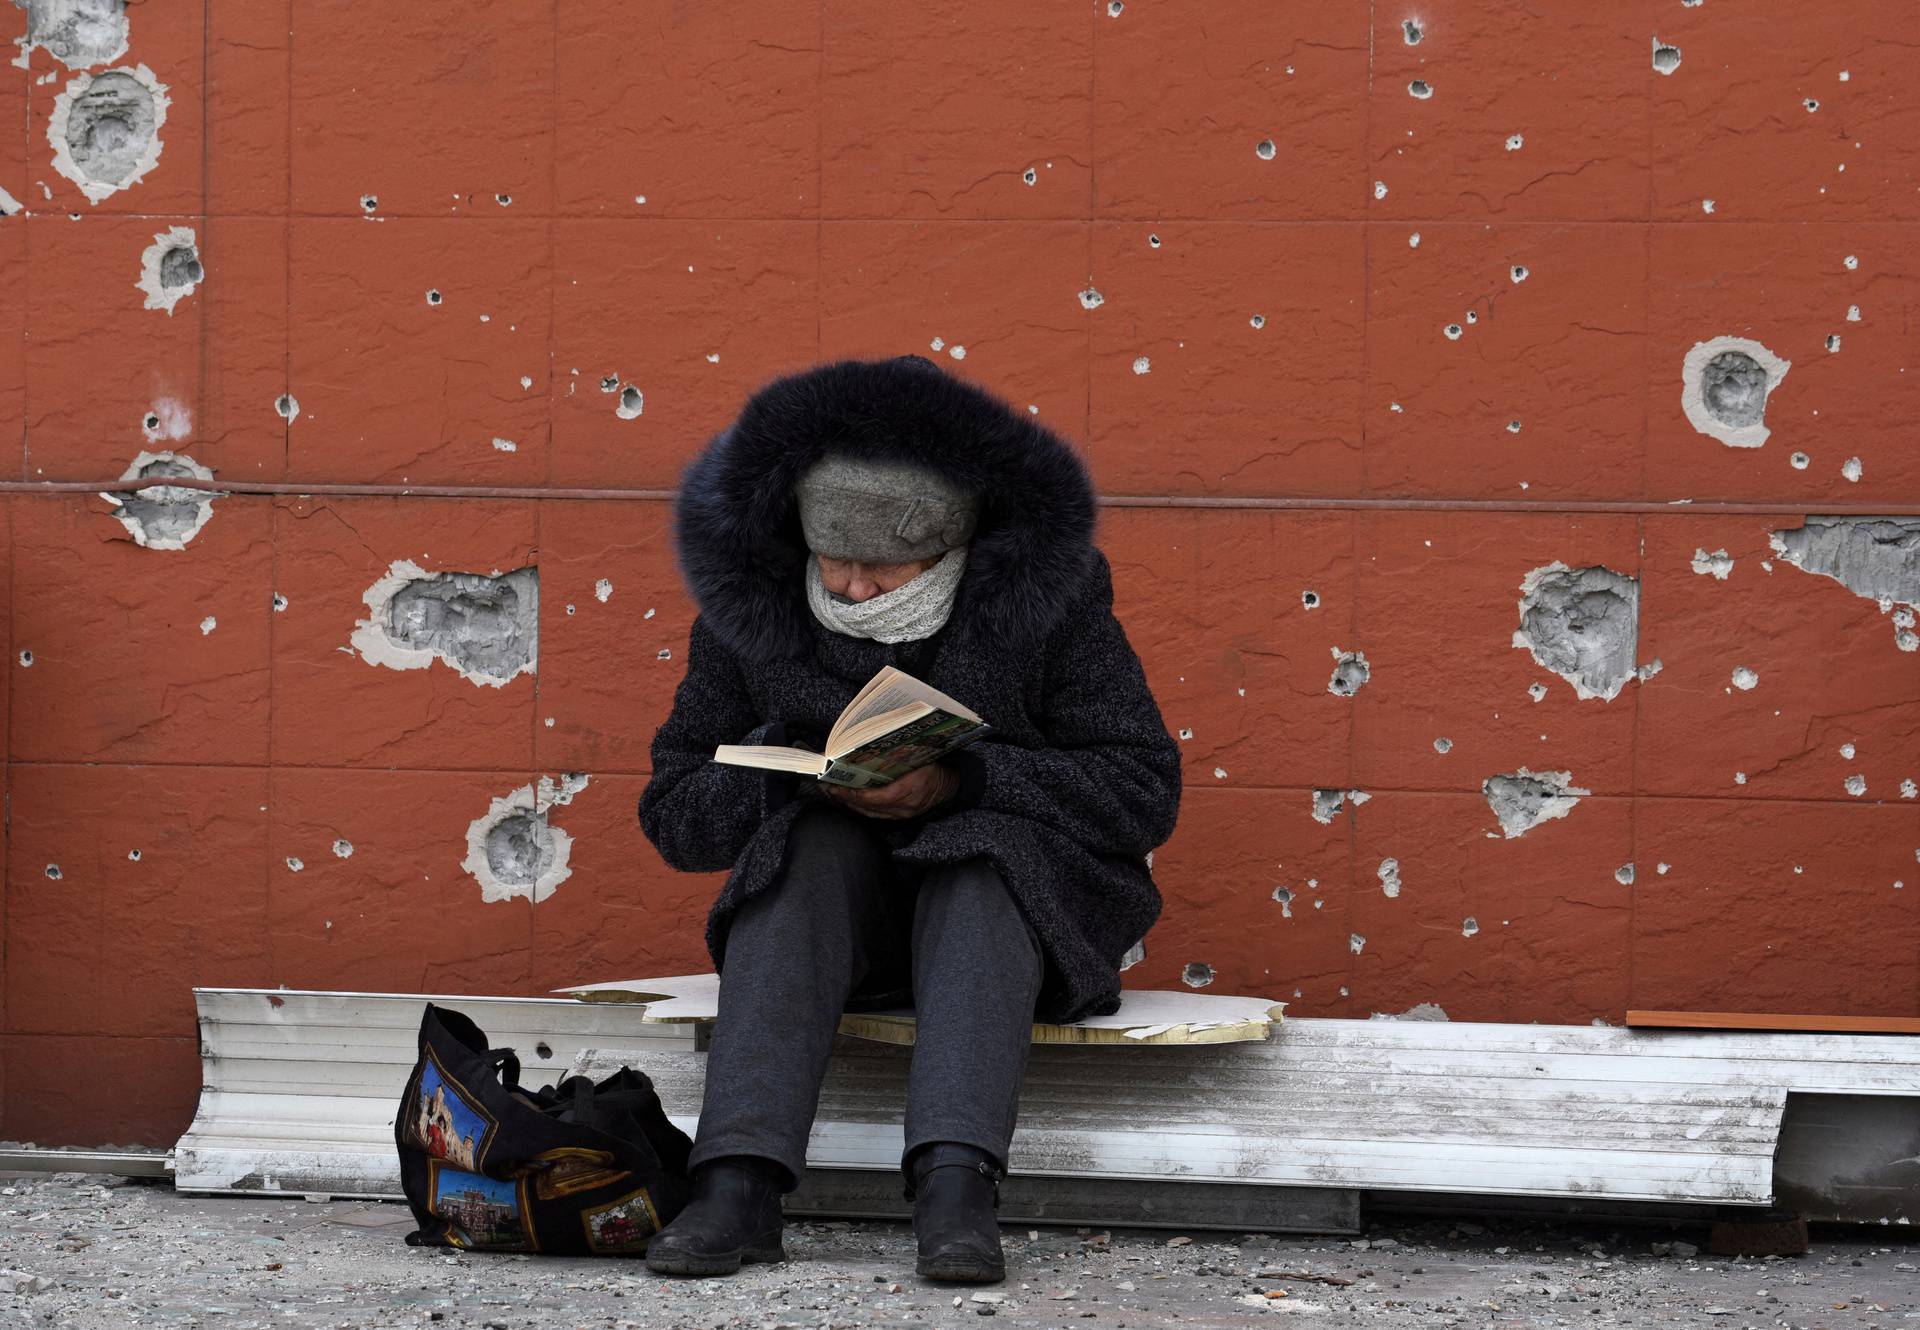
395, 1002, 692, 1255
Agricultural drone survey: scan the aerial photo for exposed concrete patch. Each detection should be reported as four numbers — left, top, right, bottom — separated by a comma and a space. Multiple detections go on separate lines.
1327, 647, 1370, 696
349, 561, 538, 688
48, 64, 168, 203
1377, 857, 1402, 898
1180, 962, 1213, 989
1512, 562, 1643, 701
1680, 336, 1790, 448
99, 451, 217, 550
1652, 37, 1681, 75
0, 184, 22, 216
536, 772, 590, 810
1769, 517, 1920, 652
1349, 932, 1366, 955
1482, 766, 1591, 839
1690, 547, 1734, 579
136, 224, 200, 314
15, 0, 128, 68
1370, 1002, 1449, 1021
1310, 787, 1371, 824
461, 784, 572, 905
1615, 862, 1635, 885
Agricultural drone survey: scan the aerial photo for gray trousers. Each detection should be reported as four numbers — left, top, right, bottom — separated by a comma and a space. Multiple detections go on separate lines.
685, 800, 1046, 1192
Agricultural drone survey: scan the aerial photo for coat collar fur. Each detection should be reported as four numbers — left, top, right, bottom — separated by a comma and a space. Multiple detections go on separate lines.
674, 355, 1098, 663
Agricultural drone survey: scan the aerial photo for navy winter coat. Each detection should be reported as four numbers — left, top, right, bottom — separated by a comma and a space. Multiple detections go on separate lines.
638, 355, 1183, 1023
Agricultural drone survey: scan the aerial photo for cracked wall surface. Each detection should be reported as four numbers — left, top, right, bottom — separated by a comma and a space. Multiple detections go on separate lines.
5, 1, 1919, 1148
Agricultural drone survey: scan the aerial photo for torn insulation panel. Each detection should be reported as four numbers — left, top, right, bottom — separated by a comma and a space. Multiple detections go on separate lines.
1482, 767, 1591, 839
1680, 336, 1790, 449
136, 225, 201, 314
1769, 517, 1920, 652
48, 63, 168, 203
16, 0, 128, 69
1512, 562, 1645, 701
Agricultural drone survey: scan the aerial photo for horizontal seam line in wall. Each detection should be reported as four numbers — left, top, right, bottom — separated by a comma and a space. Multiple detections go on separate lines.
7, 211, 1898, 226
6, 480, 1914, 518
5, 764, 1906, 806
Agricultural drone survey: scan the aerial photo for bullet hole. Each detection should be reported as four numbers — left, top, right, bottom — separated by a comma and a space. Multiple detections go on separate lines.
1482, 763, 1589, 836
103, 453, 219, 550
1845, 774, 1867, 797
1022, 167, 1037, 186
1131, 356, 1150, 375
355, 564, 539, 686
1176, 727, 1192, 741
160, 244, 201, 288
1107, 0, 1123, 15
1464, 310, 1478, 324
1377, 858, 1401, 898
1789, 451, 1809, 470
1272, 886, 1293, 917
535, 1042, 554, 1060
1462, 917, 1479, 938
1212, 766, 1228, 780
1841, 456, 1862, 483
1301, 589, 1319, 609
274, 393, 299, 421
1702, 199, 1716, 214
1148, 234, 1161, 248
1690, 547, 1734, 579
1373, 180, 1389, 199
273, 593, 288, 612
1528, 681, 1548, 702
1327, 647, 1370, 697
565, 604, 576, 615
1731, 666, 1758, 690
1255, 139, 1276, 160
360, 194, 378, 212
20, 0, 130, 68
1826, 334, 1841, 353
52, 66, 168, 202
1505, 133, 1524, 151
286, 857, 304, 872
1841, 742, 1857, 759
1652, 39, 1681, 76
143, 411, 160, 430
656, 648, 672, 661
136, 225, 203, 314
1506, 420, 1522, 434
1408, 232, 1421, 248
491, 437, 516, 452
593, 578, 614, 604
947, 345, 966, 360
1847, 305, 1861, 322
18, 650, 31, 666
1181, 962, 1214, 989
1402, 18, 1423, 44
1408, 80, 1433, 99
1615, 863, 1634, 885
1311, 789, 1345, 823
1510, 265, 1529, 283
495, 193, 511, 206
1844, 253, 1859, 270
616, 386, 644, 419
1250, 314, 1265, 329
332, 839, 353, 859
1681, 338, 1790, 447
1078, 286, 1104, 310
426, 289, 443, 305
1349, 933, 1366, 955
599, 374, 620, 392
45, 864, 62, 880
1804, 99, 1819, 113
1443, 323, 1463, 340
460, 787, 573, 904
1511, 563, 1643, 701
1434, 736, 1452, 753
199, 614, 216, 635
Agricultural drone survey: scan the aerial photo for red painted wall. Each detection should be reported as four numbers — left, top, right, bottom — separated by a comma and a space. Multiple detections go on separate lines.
2, 1, 1917, 1146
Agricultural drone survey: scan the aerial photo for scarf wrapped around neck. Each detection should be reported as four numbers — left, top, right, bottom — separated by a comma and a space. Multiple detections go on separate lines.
805, 547, 968, 644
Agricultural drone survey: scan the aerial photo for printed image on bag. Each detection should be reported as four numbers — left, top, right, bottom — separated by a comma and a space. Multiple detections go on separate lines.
395, 1003, 691, 1256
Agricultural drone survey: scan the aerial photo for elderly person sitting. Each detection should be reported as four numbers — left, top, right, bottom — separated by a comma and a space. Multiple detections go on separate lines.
638, 354, 1181, 1283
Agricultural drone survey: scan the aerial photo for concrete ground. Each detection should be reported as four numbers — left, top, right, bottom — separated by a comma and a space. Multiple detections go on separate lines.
0, 1174, 1915, 1329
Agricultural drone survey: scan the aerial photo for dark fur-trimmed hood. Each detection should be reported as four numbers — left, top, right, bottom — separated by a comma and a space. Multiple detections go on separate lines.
673, 355, 1098, 662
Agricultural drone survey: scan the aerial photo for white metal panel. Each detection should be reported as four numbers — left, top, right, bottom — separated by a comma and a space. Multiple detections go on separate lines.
175, 988, 1920, 1210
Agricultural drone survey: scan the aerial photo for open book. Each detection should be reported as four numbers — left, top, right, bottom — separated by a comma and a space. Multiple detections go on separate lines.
713, 666, 989, 789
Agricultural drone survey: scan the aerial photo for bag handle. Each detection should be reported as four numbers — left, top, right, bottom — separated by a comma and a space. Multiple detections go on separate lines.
487, 1047, 521, 1090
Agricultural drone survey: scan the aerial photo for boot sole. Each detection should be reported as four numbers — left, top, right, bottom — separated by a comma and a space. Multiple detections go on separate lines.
645, 1241, 786, 1277
916, 1253, 1005, 1283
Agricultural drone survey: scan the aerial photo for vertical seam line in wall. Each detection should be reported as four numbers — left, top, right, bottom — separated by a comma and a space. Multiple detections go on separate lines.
1085, 0, 1095, 448
545, 0, 559, 494
198, 0, 212, 448
282, 0, 293, 480
1348, 1, 1372, 1018
815, 0, 824, 361
1359, 0, 1374, 499
1625, 512, 1641, 1018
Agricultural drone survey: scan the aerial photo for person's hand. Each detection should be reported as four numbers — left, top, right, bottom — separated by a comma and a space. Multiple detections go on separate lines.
822, 762, 958, 819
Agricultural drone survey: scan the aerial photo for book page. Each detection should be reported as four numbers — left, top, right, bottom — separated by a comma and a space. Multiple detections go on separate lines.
828, 666, 982, 751
712, 745, 831, 776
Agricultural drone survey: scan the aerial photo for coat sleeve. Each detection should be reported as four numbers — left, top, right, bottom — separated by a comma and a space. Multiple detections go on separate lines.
941, 554, 1182, 857
638, 614, 806, 873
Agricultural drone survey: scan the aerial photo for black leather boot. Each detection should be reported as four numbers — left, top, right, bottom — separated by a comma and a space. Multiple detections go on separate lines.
905, 1142, 1006, 1283
645, 1155, 787, 1276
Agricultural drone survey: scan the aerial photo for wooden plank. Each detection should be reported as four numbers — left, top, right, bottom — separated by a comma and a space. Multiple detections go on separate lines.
1628, 1010, 1920, 1034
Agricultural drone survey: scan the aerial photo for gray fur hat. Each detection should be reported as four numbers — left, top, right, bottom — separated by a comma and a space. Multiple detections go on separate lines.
795, 452, 981, 563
